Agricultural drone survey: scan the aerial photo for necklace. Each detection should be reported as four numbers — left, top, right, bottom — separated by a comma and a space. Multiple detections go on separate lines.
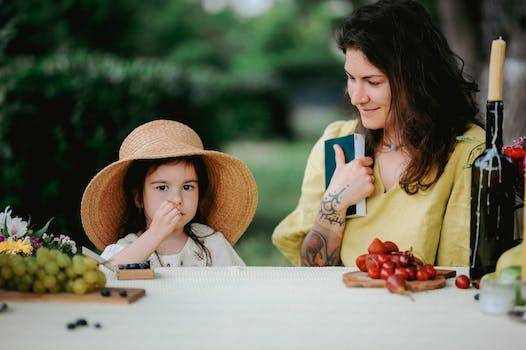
381, 141, 404, 152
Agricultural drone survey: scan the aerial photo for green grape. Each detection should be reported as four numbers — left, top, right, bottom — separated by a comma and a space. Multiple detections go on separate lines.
84, 257, 98, 270
72, 260, 86, 275
56, 271, 67, 284
13, 263, 27, 276
32, 279, 46, 294
36, 253, 49, 267
83, 270, 98, 284
0, 254, 8, 266
8, 254, 23, 267
72, 255, 84, 265
48, 249, 59, 259
25, 257, 38, 274
36, 269, 47, 280
96, 270, 107, 287
1, 266, 13, 280
65, 266, 76, 279
56, 253, 71, 268
44, 261, 59, 275
65, 280, 74, 293
36, 247, 50, 260
43, 275, 57, 290
72, 278, 88, 294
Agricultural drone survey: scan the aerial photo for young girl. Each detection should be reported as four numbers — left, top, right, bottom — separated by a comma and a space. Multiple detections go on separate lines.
273, 0, 485, 267
81, 119, 258, 267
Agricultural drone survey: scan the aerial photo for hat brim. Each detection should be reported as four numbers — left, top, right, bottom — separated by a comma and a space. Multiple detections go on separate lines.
81, 149, 258, 251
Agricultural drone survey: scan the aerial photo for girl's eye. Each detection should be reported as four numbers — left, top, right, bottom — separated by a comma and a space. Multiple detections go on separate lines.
156, 185, 168, 191
183, 184, 195, 191
368, 80, 382, 86
346, 74, 355, 81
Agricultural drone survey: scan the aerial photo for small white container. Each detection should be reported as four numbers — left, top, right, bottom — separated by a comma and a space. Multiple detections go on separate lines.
479, 280, 515, 315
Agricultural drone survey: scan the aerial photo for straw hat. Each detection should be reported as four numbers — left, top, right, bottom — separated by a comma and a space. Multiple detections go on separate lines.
81, 119, 258, 250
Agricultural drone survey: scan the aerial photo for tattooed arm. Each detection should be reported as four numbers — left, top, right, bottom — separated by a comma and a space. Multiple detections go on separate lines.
300, 144, 375, 266
300, 186, 348, 266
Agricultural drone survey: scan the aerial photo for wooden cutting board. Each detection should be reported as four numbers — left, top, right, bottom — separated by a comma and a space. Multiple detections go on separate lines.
342, 269, 456, 292
0, 287, 145, 304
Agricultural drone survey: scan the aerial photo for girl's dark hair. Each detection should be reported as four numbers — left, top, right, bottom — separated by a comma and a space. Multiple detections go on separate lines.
122, 156, 212, 265
336, 0, 482, 194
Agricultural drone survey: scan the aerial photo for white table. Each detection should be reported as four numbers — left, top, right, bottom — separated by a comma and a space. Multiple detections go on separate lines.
1, 267, 524, 350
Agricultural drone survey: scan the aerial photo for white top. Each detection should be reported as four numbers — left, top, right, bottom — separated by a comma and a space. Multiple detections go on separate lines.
100, 223, 245, 267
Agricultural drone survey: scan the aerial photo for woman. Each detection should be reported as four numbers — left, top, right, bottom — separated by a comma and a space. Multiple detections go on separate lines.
272, 0, 484, 267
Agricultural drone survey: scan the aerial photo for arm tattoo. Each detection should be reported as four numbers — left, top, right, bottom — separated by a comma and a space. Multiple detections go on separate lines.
300, 228, 342, 266
318, 185, 348, 226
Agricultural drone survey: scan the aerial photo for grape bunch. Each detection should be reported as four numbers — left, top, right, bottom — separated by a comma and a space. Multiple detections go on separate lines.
0, 247, 106, 294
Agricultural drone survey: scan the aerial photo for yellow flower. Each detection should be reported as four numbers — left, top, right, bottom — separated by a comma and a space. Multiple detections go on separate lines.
0, 239, 34, 255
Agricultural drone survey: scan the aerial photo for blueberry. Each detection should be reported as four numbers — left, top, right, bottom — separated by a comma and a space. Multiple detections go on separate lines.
100, 288, 111, 297
474, 293, 480, 301
118, 290, 128, 298
76, 318, 88, 326
66, 322, 76, 330
94, 322, 102, 329
0, 303, 7, 313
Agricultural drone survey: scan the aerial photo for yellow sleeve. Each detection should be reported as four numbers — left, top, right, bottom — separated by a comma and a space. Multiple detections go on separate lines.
436, 125, 484, 266
272, 120, 358, 265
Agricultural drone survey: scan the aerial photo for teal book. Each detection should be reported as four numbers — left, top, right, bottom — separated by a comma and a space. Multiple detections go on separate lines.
324, 134, 366, 217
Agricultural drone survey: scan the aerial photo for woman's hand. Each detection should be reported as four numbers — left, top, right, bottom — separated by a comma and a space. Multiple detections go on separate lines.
148, 200, 182, 239
326, 144, 375, 211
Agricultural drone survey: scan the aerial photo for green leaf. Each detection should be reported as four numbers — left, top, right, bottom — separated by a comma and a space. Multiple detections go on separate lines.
32, 218, 54, 238
3, 215, 9, 238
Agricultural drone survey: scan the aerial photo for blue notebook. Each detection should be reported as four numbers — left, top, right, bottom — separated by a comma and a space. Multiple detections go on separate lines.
324, 134, 366, 217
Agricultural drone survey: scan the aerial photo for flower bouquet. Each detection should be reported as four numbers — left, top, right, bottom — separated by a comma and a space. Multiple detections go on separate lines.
0, 206, 77, 256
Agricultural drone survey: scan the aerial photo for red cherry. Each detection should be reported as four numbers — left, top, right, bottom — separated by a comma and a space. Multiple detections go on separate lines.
455, 275, 470, 289
368, 238, 386, 254
383, 241, 399, 253
368, 266, 381, 279
382, 261, 395, 271
356, 254, 367, 272
390, 254, 401, 267
423, 264, 437, 279
377, 254, 391, 266
380, 268, 395, 280
416, 269, 429, 281
399, 254, 410, 267
405, 267, 416, 281
394, 267, 409, 280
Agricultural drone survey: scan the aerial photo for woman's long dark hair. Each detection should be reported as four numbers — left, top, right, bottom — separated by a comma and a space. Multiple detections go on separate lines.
336, 0, 482, 194
122, 156, 212, 265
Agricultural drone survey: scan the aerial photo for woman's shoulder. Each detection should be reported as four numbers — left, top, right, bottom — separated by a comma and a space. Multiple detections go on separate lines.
322, 119, 359, 139
448, 123, 485, 166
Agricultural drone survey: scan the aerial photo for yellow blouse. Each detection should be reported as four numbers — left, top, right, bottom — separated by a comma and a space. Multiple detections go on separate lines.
272, 120, 484, 267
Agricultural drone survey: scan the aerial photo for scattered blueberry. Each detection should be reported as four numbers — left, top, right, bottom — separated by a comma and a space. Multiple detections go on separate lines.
66, 322, 76, 330
474, 293, 480, 301
100, 288, 111, 297
0, 303, 7, 313
94, 323, 102, 329
119, 290, 128, 298
76, 318, 88, 326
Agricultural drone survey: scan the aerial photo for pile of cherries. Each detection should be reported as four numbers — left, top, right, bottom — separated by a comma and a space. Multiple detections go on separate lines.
356, 238, 437, 283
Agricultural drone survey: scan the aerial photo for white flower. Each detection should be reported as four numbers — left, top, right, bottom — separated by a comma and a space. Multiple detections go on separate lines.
0, 206, 13, 233
6, 216, 28, 239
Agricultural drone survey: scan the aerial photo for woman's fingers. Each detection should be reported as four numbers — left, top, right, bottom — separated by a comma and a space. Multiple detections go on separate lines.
333, 144, 346, 168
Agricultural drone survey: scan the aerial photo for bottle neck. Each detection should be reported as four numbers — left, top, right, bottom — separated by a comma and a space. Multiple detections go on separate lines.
485, 101, 504, 151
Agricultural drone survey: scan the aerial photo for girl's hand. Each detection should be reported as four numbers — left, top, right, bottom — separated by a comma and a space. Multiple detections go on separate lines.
326, 144, 375, 210
148, 200, 182, 239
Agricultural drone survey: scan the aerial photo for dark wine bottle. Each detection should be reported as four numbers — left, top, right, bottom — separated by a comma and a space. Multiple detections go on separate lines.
469, 38, 516, 280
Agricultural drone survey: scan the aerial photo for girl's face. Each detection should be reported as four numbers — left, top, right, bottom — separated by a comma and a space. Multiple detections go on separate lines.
345, 49, 392, 130
139, 160, 199, 232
